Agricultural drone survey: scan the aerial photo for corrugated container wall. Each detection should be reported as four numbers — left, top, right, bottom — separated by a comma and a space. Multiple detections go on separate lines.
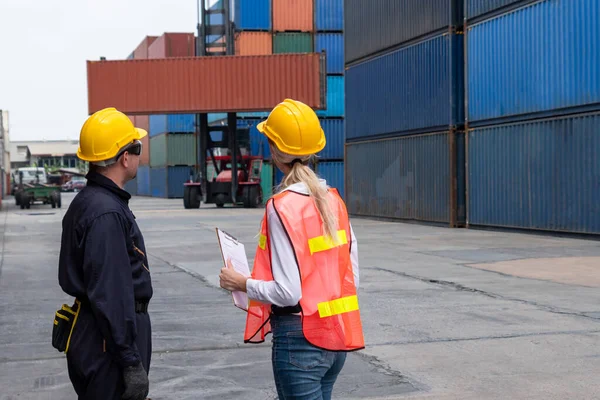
466, 0, 531, 20
235, 0, 271, 31
135, 115, 150, 165
137, 166, 151, 196
344, 0, 461, 63
317, 76, 345, 117
260, 162, 274, 203
150, 166, 192, 198
346, 33, 463, 140
273, 33, 314, 54
133, 36, 158, 59
346, 132, 465, 224
318, 119, 344, 160
147, 33, 195, 59
467, 0, 600, 124
149, 114, 195, 137
317, 162, 344, 198
87, 54, 324, 114
239, 119, 271, 159
273, 0, 314, 32
235, 32, 273, 56
316, 0, 343, 31
316, 33, 344, 74
468, 112, 600, 234
150, 134, 197, 167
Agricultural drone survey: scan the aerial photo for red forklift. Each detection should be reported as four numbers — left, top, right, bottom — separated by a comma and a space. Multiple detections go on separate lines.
183, 0, 263, 209
183, 121, 264, 209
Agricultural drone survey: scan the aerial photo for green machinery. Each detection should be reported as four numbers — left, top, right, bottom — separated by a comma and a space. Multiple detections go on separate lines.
13, 167, 62, 210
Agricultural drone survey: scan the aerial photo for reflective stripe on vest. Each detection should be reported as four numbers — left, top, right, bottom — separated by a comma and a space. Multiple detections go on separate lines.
308, 230, 348, 255
318, 295, 359, 318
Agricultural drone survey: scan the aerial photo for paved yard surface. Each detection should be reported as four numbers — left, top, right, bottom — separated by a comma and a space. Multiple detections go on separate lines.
1, 193, 599, 399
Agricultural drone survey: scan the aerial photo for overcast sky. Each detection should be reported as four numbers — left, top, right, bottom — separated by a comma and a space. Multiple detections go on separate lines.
0, 0, 217, 142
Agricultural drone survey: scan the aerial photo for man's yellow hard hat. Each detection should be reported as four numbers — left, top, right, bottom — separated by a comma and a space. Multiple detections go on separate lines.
77, 107, 147, 162
257, 99, 325, 156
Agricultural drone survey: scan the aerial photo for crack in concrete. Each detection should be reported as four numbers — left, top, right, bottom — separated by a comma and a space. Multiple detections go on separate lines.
368, 267, 600, 322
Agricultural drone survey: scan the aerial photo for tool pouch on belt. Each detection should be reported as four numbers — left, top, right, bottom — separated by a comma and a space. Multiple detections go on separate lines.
52, 300, 81, 353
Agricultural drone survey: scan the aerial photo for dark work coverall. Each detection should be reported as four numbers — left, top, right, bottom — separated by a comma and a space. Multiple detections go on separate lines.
58, 171, 153, 399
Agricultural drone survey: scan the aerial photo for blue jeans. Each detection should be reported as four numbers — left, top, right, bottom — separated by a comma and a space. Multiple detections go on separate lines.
271, 314, 347, 400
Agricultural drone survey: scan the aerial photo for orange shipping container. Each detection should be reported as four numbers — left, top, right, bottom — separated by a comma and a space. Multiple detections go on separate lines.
133, 36, 158, 59
148, 33, 195, 59
273, 0, 314, 32
235, 32, 272, 56
87, 54, 325, 115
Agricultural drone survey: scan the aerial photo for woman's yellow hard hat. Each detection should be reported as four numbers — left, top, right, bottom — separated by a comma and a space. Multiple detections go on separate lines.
257, 99, 326, 156
77, 107, 147, 162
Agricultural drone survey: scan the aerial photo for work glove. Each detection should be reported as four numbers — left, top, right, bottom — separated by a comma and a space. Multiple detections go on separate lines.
122, 362, 149, 400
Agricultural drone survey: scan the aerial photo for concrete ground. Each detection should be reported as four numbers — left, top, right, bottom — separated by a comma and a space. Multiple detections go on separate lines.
0, 193, 599, 399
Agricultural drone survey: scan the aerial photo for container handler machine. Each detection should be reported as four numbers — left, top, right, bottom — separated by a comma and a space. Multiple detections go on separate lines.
183, 0, 264, 209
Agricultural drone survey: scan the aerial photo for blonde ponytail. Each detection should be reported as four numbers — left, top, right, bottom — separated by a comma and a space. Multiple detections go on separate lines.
270, 144, 339, 242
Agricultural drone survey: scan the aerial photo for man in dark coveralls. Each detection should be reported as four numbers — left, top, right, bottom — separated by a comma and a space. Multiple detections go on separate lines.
58, 107, 153, 400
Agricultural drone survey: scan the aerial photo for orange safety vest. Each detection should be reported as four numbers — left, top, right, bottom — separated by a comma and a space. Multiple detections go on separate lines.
244, 188, 365, 352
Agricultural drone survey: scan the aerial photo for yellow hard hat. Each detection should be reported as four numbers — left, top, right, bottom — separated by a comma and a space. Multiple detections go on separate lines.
257, 99, 325, 156
77, 107, 147, 163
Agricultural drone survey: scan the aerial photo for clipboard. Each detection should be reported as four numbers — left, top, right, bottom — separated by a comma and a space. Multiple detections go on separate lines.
216, 228, 251, 311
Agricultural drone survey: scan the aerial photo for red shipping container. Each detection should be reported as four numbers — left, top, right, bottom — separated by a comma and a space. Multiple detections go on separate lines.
148, 33, 195, 59
273, 0, 314, 32
87, 54, 325, 115
235, 32, 272, 56
133, 36, 158, 59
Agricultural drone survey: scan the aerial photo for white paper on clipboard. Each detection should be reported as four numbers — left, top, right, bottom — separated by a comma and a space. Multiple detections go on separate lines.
216, 228, 251, 311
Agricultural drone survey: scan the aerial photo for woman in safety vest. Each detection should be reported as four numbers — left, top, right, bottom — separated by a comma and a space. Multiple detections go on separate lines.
219, 99, 365, 399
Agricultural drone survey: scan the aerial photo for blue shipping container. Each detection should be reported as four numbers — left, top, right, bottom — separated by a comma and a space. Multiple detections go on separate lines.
149, 114, 195, 137
315, 0, 343, 31
317, 76, 345, 118
346, 33, 463, 140
317, 161, 344, 198
467, 0, 600, 123
318, 119, 344, 160
316, 34, 344, 74
150, 166, 191, 198
345, 0, 460, 63
124, 177, 137, 196
238, 119, 271, 159
345, 132, 465, 224
467, 0, 530, 20
137, 166, 151, 196
468, 113, 600, 234
235, 0, 271, 31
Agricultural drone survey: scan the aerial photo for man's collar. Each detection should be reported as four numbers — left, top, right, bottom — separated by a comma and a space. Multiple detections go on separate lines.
85, 170, 131, 202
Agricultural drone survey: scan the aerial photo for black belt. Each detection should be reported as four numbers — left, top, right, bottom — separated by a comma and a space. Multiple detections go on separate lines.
77, 298, 148, 313
135, 302, 149, 313
271, 304, 301, 316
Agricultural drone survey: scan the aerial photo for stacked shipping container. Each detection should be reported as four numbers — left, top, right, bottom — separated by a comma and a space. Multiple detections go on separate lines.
234, 0, 346, 199
345, 0, 465, 226
464, 0, 600, 233
344, 0, 600, 234
142, 33, 196, 198
124, 37, 155, 196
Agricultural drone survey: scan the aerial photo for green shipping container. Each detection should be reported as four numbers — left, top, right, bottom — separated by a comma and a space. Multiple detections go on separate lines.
273, 33, 313, 54
150, 133, 197, 167
260, 162, 274, 204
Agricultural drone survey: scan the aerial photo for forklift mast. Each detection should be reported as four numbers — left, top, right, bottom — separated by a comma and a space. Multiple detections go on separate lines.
195, 0, 240, 202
